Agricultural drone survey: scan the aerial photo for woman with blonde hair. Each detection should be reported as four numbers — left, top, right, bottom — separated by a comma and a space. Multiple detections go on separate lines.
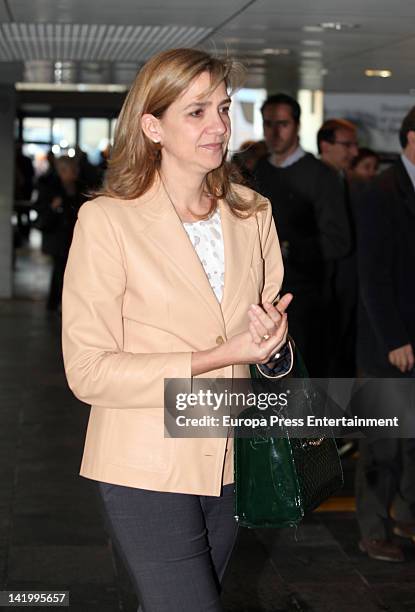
62, 48, 292, 611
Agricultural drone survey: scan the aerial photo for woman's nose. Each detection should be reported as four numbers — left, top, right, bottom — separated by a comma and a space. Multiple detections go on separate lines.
208, 112, 228, 134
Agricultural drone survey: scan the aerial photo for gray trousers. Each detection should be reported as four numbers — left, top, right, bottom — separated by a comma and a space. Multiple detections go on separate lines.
97, 482, 238, 612
354, 370, 415, 539
356, 438, 415, 539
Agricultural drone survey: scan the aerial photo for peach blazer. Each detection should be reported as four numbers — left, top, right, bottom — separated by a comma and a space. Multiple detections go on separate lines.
62, 180, 283, 496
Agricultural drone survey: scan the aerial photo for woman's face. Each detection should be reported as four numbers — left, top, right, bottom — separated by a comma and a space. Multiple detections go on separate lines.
353, 156, 379, 181
157, 71, 231, 175
56, 161, 78, 184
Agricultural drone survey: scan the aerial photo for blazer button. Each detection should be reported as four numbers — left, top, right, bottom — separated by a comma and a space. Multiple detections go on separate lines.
216, 335, 225, 345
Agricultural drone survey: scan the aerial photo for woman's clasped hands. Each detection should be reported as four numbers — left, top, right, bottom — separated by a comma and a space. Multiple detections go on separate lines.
224, 293, 293, 366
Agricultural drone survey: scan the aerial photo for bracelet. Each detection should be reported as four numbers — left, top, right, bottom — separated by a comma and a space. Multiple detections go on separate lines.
256, 340, 294, 379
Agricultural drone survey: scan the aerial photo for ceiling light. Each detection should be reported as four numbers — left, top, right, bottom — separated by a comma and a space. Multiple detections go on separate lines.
16, 82, 128, 92
301, 50, 322, 58
303, 25, 323, 33
229, 23, 266, 31
319, 22, 359, 31
262, 48, 290, 56
244, 58, 266, 65
365, 69, 392, 78
223, 37, 265, 44
302, 39, 324, 46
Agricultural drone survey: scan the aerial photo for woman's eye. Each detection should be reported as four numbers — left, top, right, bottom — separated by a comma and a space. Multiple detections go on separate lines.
190, 109, 203, 117
220, 106, 230, 114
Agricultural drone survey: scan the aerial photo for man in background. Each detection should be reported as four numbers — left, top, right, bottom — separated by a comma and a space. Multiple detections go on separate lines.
254, 94, 351, 376
318, 119, 359, 377
355, 107, 415, 562
318, 119, 359, 174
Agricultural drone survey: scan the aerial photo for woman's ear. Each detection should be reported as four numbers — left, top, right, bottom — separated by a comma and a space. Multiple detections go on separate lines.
141, 114, 162, 144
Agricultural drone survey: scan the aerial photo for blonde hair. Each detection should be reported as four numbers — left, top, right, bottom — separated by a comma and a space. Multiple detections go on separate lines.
100, 48, 266, 218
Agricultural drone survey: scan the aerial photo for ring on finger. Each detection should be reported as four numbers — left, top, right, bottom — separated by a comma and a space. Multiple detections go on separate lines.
262, 333, 271, 341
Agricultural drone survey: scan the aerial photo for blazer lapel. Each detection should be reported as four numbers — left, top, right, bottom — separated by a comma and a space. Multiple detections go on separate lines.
146, 190, 225, 330
137, 181, 257, 331
219, 200, 257, 325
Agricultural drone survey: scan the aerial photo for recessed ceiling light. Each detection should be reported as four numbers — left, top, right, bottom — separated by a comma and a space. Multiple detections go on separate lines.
262, 48, 290, 56
244, 58, 266, 65
15, 82, 128, 92
320, 22, 359, 31
223, 37, 266, 44
303, 25, 324, 33
365, 69, 392, 78
301, 50, 322, 58
302, 39, 324, 46
229, 23, 267, 31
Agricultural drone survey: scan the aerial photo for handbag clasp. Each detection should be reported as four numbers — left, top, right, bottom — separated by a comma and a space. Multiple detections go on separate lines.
301, 437, 325, 449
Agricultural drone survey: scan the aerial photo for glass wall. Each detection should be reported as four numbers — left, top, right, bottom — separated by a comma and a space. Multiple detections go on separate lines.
19, 115, 116, 174
52, 118, 76, 148
79, 118, 110, 165
22, 118, 52, 175
22, 117, 52, 143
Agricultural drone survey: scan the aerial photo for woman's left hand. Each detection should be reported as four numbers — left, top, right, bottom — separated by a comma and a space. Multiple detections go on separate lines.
247, 294, 293, 357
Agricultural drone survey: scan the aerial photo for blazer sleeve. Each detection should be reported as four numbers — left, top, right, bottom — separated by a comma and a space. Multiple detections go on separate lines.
258, 198, 284, 305
256, 199, 294, 377
62, 200, 192, 409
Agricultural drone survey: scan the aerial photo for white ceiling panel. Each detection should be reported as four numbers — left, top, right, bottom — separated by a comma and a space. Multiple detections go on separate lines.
246, 0, 415, 17
1, 0, 415, 92
5, 10, 234, 29
0, 22, 212, 61
0, 2, 9, 22
213, 0, 415, 93
226, 18, 415, 37
9, 0, 246, 25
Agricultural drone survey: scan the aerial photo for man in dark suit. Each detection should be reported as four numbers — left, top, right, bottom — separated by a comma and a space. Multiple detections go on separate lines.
318, 119, 359, 377
356, 107, 415, 562
254, 94, 351, 377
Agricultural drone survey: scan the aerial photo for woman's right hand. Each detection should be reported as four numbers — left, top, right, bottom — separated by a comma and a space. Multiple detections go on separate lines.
224, 294, 292, 365
222, 318, 288, 366
191, 295, 291, 376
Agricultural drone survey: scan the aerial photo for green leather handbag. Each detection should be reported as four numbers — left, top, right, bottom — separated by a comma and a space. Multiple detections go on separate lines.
234, 347, 344, 528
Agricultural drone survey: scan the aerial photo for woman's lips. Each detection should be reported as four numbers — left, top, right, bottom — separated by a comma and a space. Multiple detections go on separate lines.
201, 143, 223, 150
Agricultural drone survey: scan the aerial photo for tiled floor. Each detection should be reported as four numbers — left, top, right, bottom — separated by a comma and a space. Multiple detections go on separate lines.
0, 240, 414, 611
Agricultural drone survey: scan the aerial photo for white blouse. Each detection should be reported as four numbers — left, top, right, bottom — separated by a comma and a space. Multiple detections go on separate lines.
183, 206, 293, 378
183, 208, 225, 303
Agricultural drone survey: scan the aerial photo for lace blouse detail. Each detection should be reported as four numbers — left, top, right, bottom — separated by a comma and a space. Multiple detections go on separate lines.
183, 208, 224, 303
